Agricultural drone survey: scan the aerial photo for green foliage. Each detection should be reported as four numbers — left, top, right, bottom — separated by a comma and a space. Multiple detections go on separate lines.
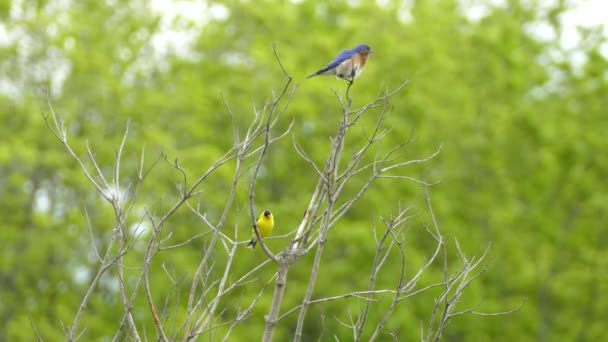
1, 0, 607, 340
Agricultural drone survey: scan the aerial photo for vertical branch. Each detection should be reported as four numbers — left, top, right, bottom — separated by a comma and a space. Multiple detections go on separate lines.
248, 44, 293, 263
29, 315, 44, 342
142, 214, 169, 342
354, 221, 394, 341
66, 230, 118, 340
193, 231, 239, 334
257, 44, 299, 341
262, 263, 290, 342
368, 214, 409, 342
110, 119, 141, 341
113, 119, 130, 194
293, 177, 326, 248
113, 192, 141, 339
293, 86, 352, 342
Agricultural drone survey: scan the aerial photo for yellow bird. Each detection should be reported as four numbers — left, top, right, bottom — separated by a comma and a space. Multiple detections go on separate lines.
247, 210, 274, 249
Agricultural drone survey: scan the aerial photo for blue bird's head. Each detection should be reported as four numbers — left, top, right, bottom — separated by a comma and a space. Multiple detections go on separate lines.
353, 44, 373, 54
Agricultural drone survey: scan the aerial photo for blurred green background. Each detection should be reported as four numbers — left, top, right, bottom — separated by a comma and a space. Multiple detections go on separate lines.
1, 0, 607, 341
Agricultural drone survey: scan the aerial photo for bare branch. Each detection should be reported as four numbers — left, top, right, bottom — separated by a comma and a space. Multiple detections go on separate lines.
42, 90, 111, 202
469, 299, 526, 316
380, 145, 443, 174
368, 214, 409, 341
83, 205, 102, 262
114, 118, 130, 193
280, 289, 399, 322
30, 315, 44, 342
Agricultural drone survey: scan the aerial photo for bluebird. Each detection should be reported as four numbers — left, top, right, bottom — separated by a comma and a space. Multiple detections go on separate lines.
307, 44, 373, 83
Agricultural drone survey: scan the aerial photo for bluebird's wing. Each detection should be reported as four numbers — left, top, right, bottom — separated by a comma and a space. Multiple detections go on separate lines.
307, 48, 357, 79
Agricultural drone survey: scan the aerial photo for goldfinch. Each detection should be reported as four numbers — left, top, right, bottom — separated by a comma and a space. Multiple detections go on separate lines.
247, 210, 274, 249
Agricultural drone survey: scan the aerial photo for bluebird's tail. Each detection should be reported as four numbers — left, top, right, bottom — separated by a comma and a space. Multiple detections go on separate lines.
307, 66, 332, 79
306, 72, 320, 79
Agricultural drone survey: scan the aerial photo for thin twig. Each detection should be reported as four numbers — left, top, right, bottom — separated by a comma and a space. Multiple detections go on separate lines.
30, 315, 44, 342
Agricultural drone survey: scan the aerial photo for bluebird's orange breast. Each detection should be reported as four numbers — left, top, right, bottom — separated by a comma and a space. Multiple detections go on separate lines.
354, 52, 370, 68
